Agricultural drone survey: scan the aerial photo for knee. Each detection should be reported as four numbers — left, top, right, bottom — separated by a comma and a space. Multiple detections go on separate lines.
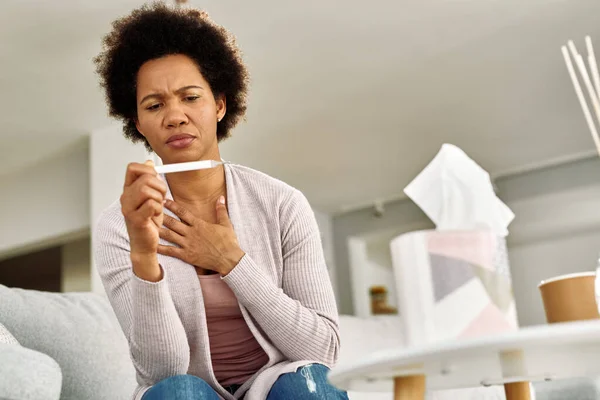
144, 374, 218, 400
269, 364, 348, 400
158, 374, 211, 388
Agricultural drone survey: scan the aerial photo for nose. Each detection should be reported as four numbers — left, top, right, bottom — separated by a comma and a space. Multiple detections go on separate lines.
164, 106, 189, 128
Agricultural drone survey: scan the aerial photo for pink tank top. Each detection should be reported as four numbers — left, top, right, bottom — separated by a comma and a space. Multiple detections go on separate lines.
198, 274, 269, 386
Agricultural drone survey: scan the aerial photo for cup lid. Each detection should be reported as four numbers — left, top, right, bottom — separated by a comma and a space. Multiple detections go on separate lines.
538, 271, 596, 287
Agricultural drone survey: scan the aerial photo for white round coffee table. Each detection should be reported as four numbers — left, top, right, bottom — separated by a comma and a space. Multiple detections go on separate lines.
329, 320, 600, 400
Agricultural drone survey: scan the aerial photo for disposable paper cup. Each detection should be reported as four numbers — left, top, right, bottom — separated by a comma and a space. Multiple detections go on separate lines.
538, 272, 600, 323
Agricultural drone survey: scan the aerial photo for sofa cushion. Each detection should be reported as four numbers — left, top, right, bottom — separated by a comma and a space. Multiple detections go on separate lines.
0, 284, 136, 400
0, 343, 63, 400
0, 321, 19, 345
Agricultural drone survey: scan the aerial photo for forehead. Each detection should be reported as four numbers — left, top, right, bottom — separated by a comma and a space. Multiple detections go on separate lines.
136, 54, 206, 92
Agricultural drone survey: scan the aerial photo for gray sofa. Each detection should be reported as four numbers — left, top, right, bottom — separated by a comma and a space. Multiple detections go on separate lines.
0, 283, 599, 400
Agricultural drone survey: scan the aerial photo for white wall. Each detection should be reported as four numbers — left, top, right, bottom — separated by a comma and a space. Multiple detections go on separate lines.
509, 231, 600, 326
332, 204, 434, 315
0, 140, 90, 260
348, 236, 399, 318
347, 223, 431, 318
364, 235, 400, 314
0, 124, 148, 294
0, 125, 147, 294
496, 158, 600, 326
61, 236, 92, 292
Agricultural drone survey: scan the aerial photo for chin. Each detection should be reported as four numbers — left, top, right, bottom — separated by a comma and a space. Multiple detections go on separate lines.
163, 146, 207, 164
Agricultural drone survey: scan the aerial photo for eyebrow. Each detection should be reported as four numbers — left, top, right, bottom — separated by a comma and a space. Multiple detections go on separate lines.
139, 85, 204, 105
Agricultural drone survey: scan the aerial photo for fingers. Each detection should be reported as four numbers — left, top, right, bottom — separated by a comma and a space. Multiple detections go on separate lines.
121, 181, 165, 214
136, 199, 163, 222
143, 173, 168, 197
215, 196, 232, 227
122, 196, 162, 228
163, 215, 189, 235
157, 244, 184, 259
151, 214, 163, 229
159, 227, 185, 247
129, 171, 167, 198
121, 165, 168, 215
163, 199, 195, 225
124, 160, 157, 187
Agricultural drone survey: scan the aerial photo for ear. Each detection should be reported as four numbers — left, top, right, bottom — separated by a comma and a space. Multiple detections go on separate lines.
216, 94, 227, 122
135, 118, 146, 138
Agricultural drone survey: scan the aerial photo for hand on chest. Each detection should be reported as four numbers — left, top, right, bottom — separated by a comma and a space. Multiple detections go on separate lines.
156, 198, 244, 276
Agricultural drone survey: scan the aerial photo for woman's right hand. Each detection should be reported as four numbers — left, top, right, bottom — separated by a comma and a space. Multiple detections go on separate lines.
120, 160, 167, 257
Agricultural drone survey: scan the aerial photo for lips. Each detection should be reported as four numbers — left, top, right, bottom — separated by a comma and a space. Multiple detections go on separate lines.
166, 133, 196, 149
167, 133, 195, 143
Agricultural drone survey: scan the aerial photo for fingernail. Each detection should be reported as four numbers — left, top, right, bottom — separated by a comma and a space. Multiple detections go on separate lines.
145, 159, 154, 166
219, 196, 225, 205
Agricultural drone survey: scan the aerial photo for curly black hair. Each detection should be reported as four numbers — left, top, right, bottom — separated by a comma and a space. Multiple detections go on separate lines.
94, 2, 249, 151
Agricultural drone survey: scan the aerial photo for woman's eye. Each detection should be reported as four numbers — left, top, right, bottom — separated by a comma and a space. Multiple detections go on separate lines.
185, 96, 199, 102
147, 104, 161, 111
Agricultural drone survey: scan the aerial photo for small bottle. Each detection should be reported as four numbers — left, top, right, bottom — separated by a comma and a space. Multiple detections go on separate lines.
369, 286, 398, 315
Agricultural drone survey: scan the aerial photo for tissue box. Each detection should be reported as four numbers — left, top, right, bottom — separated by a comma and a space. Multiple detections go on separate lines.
390, 229, 518, 347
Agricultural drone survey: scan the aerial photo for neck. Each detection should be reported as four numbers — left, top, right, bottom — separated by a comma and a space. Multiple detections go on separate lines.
164, 148, 226, 206
166, 165, 226, 206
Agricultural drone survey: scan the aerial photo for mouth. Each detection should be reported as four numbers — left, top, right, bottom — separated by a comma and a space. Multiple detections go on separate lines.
166, 134, 196, 149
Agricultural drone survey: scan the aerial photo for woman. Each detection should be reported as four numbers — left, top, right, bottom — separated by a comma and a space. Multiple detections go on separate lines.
93, 3, 348, 400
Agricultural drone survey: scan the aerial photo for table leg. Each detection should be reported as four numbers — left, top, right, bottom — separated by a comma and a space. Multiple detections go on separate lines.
504, 382, 531, 400
394, 375, 426, 400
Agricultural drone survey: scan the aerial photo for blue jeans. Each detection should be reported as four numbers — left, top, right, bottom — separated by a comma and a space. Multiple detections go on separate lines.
141, 364, 349, 399
267, 364, 349, 399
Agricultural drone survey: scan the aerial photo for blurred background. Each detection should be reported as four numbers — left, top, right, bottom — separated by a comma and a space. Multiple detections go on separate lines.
2, 0, 600, 327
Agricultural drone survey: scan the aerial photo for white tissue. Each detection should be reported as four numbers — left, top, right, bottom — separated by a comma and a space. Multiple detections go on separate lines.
404, 144, 514, 237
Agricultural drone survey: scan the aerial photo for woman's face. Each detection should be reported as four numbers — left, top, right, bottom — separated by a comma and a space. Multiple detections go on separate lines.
135, 54, 226, 164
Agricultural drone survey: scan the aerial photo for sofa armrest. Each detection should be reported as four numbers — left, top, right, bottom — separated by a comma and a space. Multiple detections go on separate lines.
0, 343, 62, 400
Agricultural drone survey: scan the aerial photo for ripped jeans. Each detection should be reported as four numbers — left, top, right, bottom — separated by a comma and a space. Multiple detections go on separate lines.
141, 364, 349, 399
268, 363, 349, 399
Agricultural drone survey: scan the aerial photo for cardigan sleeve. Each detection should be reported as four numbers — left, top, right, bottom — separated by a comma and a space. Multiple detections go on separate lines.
94, 205, 190, 385
222, 189, 340, 366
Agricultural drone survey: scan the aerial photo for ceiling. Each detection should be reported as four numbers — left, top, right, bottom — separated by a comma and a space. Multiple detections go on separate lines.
1, 0, 600, 213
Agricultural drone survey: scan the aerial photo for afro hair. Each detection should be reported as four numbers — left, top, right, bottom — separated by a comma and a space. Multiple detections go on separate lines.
94, 2, 250, 151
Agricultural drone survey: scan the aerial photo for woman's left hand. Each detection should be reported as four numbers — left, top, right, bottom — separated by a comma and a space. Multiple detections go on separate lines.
157, 196, 245, 275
